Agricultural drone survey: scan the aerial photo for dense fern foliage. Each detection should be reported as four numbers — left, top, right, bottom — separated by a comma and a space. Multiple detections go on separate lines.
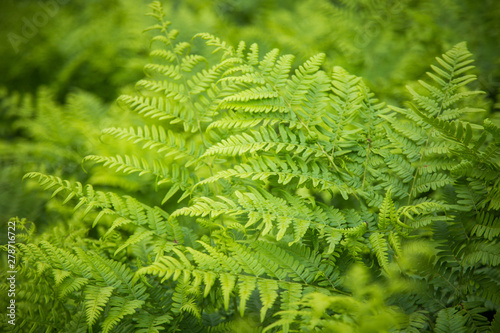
1, 2, 499, 332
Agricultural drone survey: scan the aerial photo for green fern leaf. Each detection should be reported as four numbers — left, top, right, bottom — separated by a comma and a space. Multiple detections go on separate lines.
102, 298, 145, 333
435, 307, 467, 333
258, 279, 279, 322
369, 232, 390, 269
85, 285, 114, 327
219, 273, 237, 311
237, 275, 257, 317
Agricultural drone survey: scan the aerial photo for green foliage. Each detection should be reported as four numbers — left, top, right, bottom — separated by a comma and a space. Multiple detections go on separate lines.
1, 2, 499, 333
0, 0, 150, 100
265, 264, 406, 333
0, 87, 111, 224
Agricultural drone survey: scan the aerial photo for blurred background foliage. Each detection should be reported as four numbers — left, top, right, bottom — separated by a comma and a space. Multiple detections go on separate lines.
1, 0, 499, 101
0, 0, 499, 239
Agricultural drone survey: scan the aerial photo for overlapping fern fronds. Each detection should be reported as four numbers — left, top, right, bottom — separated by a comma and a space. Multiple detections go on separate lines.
5, 2, 499, 332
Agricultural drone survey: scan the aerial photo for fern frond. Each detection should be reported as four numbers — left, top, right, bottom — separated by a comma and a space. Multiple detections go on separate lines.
462, 241, 500, 266
412, 172, 453, 195
285, 53, 326, 106
471, 211, 500, 240
84, 154, 192, 203
24, 172, 171, 233
117, 95, 194, 131
174, 188, 354, 246
369, 232, 390, 269
12, 11, 500, 333
237, 275, 257, 317
101, 126, 200, 165
384, 126, 421, 162
258, 279, 279, 322
434, 307, 467, 333
378, 190, 397, 230
102, 297, 145, 333
203, 125, 325, 159
408, 42, 483, 119
411, 106, 479, 152
58, 276, 90, 299
115, 229, 155, 256
194, 33, 235, 58
144, 63, 182, 80
85, 285, 114, 327
193, 156, 350, 199
76, 249, 148, 299
134, 313, 173, 333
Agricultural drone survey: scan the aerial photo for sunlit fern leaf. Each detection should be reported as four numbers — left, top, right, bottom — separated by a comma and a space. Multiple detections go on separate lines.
408, 42, 484, 119
135, 242, 330, 326
380, 113, 427, 145
192, 155, 350, 199
58, 276, 90, 299
378, 190, 397, 230
202, 241, 242, 271
102, 297, 145, 333
115, 229, 155, 256
385, 154, 415, 183
101, 126, 200, 165
174, 189, 353, 247
194, 32, 235, 58
23, 172, 172, 234
384, 126, 421, 162
227, 242, 266, 278
52, 269, 71, 286
213, 51, 329, 139
118, 95, 194, 130
64, 308, 88, 333
120, 16, 239, 135
251, 241, 335, 287
76, 250, 148, 300
410, 107, 479, 151
275, 282, 302, 333
83, 154, 192, 203
172, 281, 201, 319
258, 279, 279, 322
206, 110, 296, 134
369, 232, 390, 269
219, 273, 237, 311
13, 6, 500, 332
203, 125, 326, 159
85, 285, 114, 327
237, 275, 257, 317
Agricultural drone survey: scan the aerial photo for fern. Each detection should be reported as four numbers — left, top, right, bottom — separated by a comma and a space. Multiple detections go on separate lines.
4, 3, 499, 332
85, 285, 115, 328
